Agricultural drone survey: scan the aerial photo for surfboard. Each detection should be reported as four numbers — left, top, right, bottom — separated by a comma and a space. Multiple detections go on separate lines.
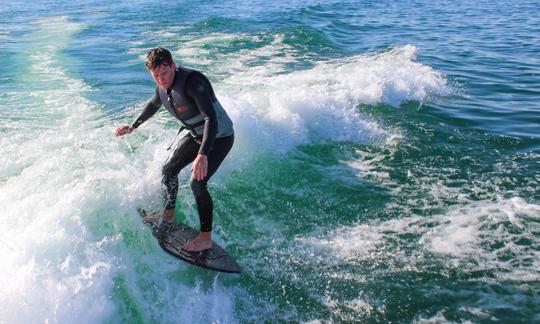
138, 208, 242, 273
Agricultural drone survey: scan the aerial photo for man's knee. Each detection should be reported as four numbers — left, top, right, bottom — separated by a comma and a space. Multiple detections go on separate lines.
190, 179, 208, 198
162, 162, 177, 178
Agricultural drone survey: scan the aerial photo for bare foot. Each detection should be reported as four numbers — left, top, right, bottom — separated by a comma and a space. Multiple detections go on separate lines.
143, 208, 175, 224
182, 232, 212, 252
143, 213, 161, 223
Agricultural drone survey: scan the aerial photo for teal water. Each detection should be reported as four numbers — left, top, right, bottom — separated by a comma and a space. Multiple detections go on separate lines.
1, 0, 539, 322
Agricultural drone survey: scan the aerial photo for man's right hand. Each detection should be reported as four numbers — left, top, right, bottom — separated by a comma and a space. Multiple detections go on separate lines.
115, 125, 134, 137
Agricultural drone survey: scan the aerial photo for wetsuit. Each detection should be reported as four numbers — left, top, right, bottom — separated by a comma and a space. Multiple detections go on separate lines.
131, 67, 234, 232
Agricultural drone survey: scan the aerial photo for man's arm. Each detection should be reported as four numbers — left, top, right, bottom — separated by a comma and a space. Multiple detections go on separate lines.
116, 88, 162, 137
185, 73, 218, 155
131, 87, 162, 129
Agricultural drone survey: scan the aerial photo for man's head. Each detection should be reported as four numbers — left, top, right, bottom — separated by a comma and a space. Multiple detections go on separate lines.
146, 47, 176, 90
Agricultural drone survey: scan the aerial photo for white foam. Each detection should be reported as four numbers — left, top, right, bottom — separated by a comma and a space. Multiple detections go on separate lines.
420, 197, 540, 278
296, 224, 383, 265
0, 17, 245, 323
413, 311, 464, 324
0, 17, 121, 324
295, 197, 540, 320
129, 34, 450, 157
226, 44, 446, 147
300, 197, 540, 282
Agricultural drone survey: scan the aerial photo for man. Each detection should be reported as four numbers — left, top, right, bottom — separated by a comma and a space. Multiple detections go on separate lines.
115, 48, 234, 252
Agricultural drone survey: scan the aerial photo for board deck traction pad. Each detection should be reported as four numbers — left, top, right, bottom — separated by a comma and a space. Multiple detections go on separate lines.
138, 208, 242, 273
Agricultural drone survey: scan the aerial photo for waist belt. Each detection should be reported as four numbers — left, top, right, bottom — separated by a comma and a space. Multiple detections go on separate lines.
167, 120, 206, 150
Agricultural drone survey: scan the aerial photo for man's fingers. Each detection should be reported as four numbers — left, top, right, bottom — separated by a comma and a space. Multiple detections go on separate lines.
192, 166, 200, 181
200, 166, 206, 180
115, 126, 126, 137
199, 164, 206, 180
194, 166, 206, 181
191, 157, 208, 181
115, 125, 132, 137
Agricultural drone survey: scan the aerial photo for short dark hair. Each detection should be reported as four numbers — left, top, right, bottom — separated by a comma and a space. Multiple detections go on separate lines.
145, 47, 173, 70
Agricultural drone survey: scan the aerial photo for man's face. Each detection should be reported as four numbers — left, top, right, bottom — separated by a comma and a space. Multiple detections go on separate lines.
149, 62, 176, 89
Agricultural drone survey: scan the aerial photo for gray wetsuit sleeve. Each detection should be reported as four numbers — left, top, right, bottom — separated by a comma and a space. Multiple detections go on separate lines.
185, 73, 218, 155
131, 87, 162, 128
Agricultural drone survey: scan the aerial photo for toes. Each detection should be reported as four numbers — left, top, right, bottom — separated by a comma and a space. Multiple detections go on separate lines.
182, 240, 211, 252
181, 241, 195, 251
143, 215, 160, 223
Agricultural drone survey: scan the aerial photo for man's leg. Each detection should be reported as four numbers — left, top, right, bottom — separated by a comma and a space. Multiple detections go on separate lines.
144, 134, 198, 223
183, 135, 234, 251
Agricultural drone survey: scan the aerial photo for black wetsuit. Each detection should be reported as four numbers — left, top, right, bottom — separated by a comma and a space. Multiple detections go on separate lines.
131, 67, 234, 232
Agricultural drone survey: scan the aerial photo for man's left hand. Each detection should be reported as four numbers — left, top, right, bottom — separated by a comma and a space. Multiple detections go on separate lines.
192, 154, 208, 181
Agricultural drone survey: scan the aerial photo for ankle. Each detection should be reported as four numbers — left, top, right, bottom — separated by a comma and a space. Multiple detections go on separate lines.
199, 231, 212, 240
162, 208, 174, 220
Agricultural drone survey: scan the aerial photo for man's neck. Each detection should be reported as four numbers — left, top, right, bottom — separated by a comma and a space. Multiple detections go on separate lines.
167, 70, 177, 92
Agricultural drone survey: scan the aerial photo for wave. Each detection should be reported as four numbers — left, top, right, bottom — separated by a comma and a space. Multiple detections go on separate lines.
155, 33, 451, 154
297, 197, 540, 319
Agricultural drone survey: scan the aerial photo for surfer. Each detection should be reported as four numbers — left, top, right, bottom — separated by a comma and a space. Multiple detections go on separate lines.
115, 48, 234, 252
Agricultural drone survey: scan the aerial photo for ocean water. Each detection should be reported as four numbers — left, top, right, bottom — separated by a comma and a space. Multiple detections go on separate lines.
1, 0, 539, 322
